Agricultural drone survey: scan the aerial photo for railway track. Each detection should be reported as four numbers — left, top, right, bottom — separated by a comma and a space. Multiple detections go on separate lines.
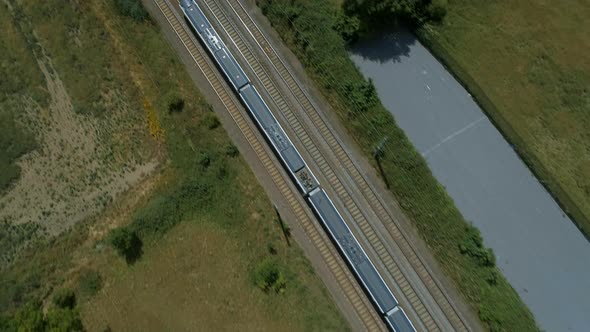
200, 0, 438, 331
151, 0, 386, 330
204, 1, 471, 331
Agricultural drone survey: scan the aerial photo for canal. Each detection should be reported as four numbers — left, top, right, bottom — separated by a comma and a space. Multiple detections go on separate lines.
349, 29, 590, 332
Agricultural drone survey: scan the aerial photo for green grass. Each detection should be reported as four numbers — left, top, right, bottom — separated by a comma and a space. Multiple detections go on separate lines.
257, 0, 537, 330
418, 0, 590, 239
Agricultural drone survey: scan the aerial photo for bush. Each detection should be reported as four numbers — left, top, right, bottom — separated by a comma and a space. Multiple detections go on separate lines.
166, 93, 185, 114
333, 12, 360, 42
52, 289, 76, 309
78, 270, 103, 297
459, 225, 496, 267
14, 301, 44, 332
45, 307, 84, 332
202, 113, 220, 129
108, 227, 143, 264
427, 0, 448, 22
198, 152, 211, 168
225, 144, 239, 157
252, 259, 286, 293
113, 0, 149, 22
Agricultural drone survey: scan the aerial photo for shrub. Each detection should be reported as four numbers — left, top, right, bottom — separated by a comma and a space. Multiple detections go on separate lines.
198, 152, 211, 168
252, 259, 286, 293
14, 301, 44, 332
427, 0, 448, 22
333, 12, 360, 42
459, 225, 496, 267
166, 93, 185, 114
225, 144, 239, 157
45, 307, 84, 332
52, 289, 76, 309
202, 113, 220, 129
108, 227, 143, 264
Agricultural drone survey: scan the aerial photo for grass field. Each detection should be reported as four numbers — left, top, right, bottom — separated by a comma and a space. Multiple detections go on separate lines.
0, 0, 347, 330
257, 0, 538, 330
419, 0, 590, 237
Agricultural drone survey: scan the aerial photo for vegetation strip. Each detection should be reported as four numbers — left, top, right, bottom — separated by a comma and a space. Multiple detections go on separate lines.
256, 0, 538, 330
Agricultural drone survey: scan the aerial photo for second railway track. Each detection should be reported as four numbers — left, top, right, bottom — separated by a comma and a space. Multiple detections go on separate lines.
202, 0, 471, 331
151, 0, 386, 330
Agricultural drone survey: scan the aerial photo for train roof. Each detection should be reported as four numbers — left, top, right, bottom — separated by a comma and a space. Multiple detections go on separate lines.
308, 189, 398, 313
214, 48, 249, 89
385, 307, 416, 332
240, 85, 305, 172
181, 0, 210, 32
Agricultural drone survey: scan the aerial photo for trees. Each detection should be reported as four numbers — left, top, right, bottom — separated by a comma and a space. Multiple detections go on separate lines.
343, 0, 448, 27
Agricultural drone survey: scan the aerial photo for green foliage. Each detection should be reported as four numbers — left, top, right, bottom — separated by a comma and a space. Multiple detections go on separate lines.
0, 315, 18, 332
225, 144, 239, 157
129, 179, 211, 238
427, 0, 448, 22
333, 12, 360, 42
252, 259, 286, 293
459, 225, 496, 267
52, 289, 76, 309
78, 270, 103, 297
14, 301, 44, 332
3, 300, 84, 332
166, 93, 185, 114
197, 152, 211, 168
45, 307, 84, 332
0, 109, 36, 192
343, 0, 447, 27
108, 228, 143, 264
258, 0, 537, 330
202, 113, 220, 129
113, 0, 149, 22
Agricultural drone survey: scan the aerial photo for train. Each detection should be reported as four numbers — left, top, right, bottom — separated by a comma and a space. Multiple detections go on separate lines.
179, 1, 416, 331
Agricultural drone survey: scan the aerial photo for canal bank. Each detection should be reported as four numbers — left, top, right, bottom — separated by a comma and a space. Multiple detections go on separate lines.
349, 29, 590, 332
